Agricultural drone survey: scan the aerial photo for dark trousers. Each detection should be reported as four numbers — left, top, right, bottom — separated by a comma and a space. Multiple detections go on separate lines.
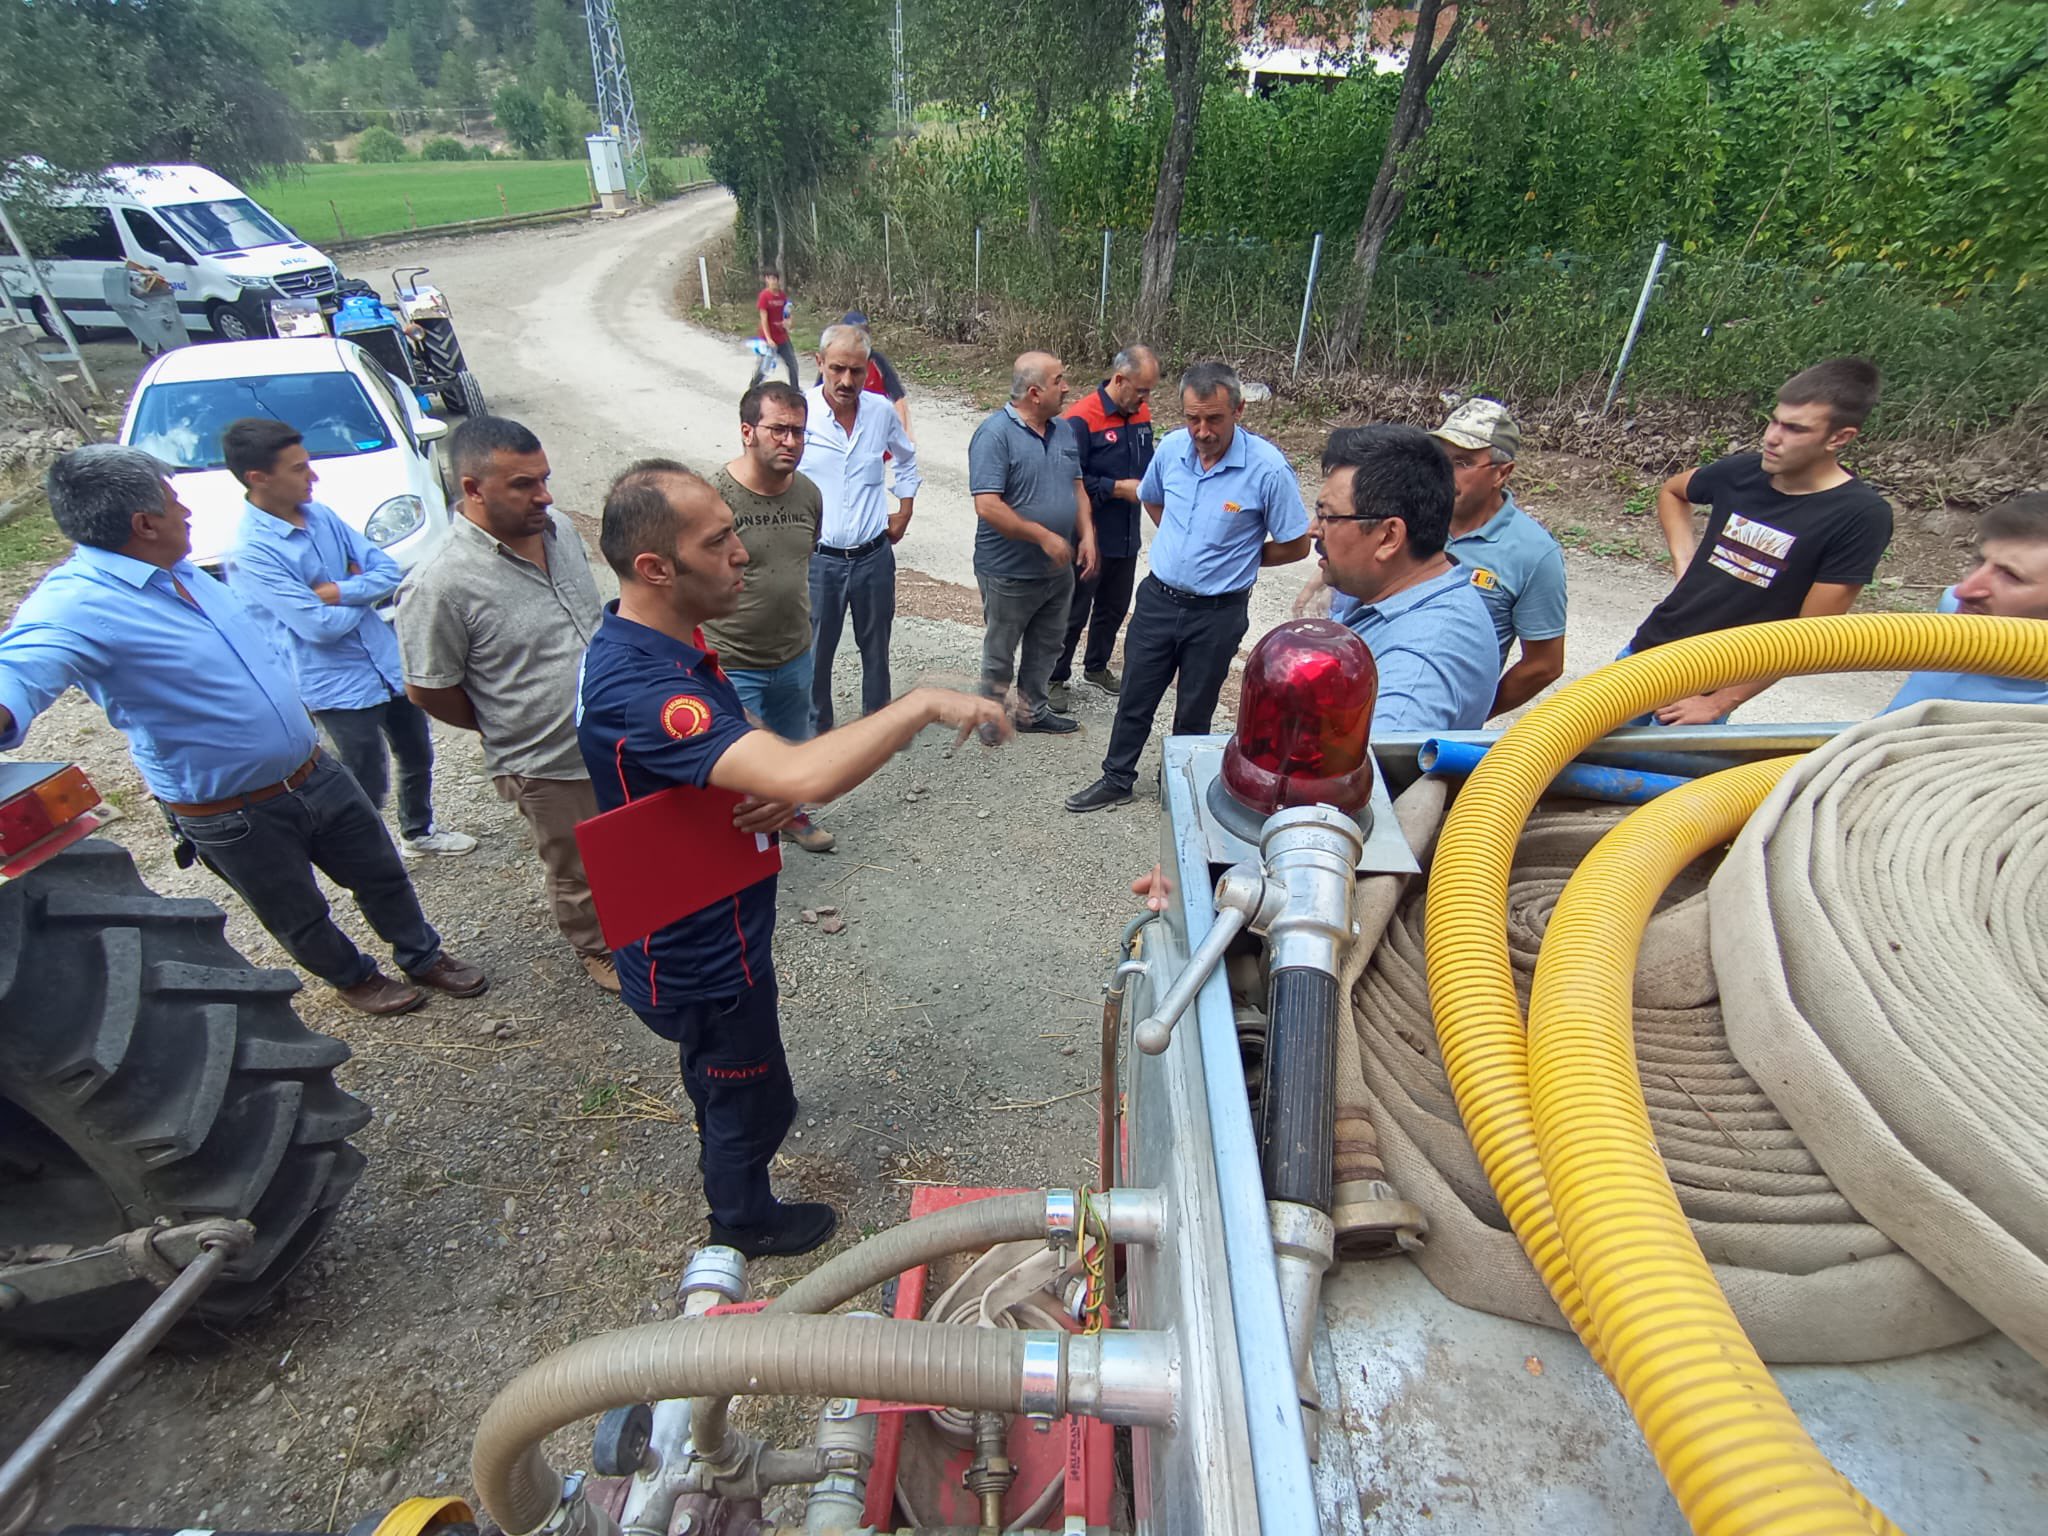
978, 565, 1076, 717
315, 692, 435, 841
631, 970, 796, 1230
1052, 552, 1140, 683
809, 541, 897, 733
1101, 576, 1252, 790
173, 753, 442, 989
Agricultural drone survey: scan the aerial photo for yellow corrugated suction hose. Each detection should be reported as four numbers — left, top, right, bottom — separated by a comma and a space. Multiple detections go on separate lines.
1422, 612, 2048, 1536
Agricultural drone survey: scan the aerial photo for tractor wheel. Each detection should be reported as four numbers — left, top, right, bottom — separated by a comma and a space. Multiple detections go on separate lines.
452, 370, 488, 418
0, 840, 369, 1342
417, 322, 472, 415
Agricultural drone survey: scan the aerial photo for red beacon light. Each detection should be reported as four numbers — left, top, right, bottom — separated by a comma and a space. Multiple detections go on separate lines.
1221, 619, 1378, 820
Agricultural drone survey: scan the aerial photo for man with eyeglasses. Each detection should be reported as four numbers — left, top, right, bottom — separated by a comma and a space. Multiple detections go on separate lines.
704, 381, 836, 853
1314, 425, 1498, 732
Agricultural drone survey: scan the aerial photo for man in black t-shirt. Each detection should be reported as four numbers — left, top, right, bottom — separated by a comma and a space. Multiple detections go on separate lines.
1628, 357, 1892, 724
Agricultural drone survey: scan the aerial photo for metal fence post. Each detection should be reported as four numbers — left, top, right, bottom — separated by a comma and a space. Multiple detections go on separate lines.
884, 213, 893, 302
811, 200, 819, 246
1602, 239, 1669, 417
1098, 229, 1112, 327
974, 226, 983, 295
698, 255, 711, 308
1292, 232, 1325, 381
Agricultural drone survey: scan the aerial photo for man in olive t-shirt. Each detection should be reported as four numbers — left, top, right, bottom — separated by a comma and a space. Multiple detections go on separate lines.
703, 381, 833, 851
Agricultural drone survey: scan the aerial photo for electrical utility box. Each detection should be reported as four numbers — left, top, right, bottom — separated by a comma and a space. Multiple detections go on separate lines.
586, 133, 628, 212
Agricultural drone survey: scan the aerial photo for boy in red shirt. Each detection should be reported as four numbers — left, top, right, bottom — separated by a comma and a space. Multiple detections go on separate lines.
752, 270, 798, 389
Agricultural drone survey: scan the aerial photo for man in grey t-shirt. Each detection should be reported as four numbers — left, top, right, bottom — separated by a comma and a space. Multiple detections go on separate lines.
397, 417, 616, 994
966, 352, 1098, 733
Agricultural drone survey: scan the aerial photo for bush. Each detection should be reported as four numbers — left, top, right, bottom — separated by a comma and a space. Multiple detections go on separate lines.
468, 143, 497, 161
313, 141, 338, 164
421, 136, 468, 161
492, 82, 546, 158
539, 87, 596, 161
355, 125, 408, 163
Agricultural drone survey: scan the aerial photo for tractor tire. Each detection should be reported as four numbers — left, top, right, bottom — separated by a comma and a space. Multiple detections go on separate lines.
0, 839, 369, 1343
419, 322, 485, 417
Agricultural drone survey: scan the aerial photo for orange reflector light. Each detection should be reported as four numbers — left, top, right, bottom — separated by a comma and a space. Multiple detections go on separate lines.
0, 766, 103, 858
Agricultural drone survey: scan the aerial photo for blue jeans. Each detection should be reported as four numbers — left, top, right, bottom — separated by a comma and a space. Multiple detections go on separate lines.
315, 692, 436, 840
727, 650, 817, 741
809, 542, 897, 733
174, 752, 442, 988
1616, 644, 1732, 728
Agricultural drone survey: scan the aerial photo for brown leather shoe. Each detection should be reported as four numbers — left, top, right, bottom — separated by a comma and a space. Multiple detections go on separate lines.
336, 970, 426, 1015
581, 952, 622, 994
404, 952, 490, 998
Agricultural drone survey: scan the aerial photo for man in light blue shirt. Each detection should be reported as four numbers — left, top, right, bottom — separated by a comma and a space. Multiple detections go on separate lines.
1316, 426, 1499, 732
1066, 361, 1312, 811
1883, 492, 2048, 713
1321, 399, 1566, 718
0, 445, 486, 1016
223, 418, 474, 860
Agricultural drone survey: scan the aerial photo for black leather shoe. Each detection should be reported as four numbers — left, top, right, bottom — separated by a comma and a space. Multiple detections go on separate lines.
709, 1201, 839, 1259
1066, 776, 1135, 813
1018, 710, 1081, 735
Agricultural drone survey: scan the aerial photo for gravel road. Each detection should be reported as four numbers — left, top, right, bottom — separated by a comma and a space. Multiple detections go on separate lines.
2, 188, 1903, 1529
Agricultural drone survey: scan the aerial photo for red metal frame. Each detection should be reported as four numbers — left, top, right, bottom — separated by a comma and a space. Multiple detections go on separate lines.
860, 1185, 1115, 1531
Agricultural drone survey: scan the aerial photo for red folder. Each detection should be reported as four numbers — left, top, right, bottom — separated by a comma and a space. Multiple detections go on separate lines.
574, 785, 783, 950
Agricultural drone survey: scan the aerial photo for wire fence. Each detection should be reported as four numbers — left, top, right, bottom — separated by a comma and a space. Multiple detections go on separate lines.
778, 190, 2047, 444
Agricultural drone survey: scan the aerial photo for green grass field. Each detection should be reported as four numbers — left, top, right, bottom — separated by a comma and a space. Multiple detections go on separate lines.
253, 156, 710, 242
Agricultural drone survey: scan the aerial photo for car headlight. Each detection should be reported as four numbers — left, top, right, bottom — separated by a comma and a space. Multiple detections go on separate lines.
364, 495, 426, 546
229, 274, 275, 290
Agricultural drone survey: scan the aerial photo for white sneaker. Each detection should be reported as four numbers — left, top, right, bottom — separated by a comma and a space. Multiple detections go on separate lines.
402, 827, 479, 859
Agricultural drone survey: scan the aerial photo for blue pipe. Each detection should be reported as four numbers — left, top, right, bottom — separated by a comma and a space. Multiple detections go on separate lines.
1418, 737, 1696, 805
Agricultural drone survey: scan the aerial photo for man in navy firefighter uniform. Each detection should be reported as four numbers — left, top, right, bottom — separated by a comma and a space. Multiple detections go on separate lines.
577, 459, 1009, 1258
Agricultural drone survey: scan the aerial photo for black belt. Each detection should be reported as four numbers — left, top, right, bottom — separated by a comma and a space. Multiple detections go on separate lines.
1147, 575, 1252, 611
816, 533, 890, 560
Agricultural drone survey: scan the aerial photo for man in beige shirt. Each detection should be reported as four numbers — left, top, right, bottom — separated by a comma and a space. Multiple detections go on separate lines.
704, 380, 835, 853
396, 416, 618, 994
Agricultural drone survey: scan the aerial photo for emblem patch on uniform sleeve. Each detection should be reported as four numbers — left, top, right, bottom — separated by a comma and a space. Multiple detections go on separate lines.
660, 694, 713, 739
1471, 568, 1499, 590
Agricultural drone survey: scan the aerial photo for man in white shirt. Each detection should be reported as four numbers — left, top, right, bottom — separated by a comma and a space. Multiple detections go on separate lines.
798, 323, 923, 732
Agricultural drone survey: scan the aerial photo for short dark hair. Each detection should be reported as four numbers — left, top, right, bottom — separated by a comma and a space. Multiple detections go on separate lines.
1320, 425, 1456, 559
45, 445, 170, 551
222, 418, 303, 485
1778, 357, 1881, 431
448, 415, 544, 483
601, 458, 708, 579
739, 380, 808, 427
1977, 492, 2048, 546
1180, 360, 1242, 409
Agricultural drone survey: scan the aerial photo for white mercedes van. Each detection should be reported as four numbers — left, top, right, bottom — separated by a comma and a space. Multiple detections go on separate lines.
0, 164, 339, 342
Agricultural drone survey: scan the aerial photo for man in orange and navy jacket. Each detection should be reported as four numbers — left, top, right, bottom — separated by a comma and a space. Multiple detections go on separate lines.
1049, 345, 1160, 709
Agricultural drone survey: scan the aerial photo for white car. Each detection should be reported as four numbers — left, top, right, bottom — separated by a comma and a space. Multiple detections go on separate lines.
119, 337, 453, 606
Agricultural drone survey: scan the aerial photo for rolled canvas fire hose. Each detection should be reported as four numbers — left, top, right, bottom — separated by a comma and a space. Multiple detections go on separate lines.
1422, 613, 2048, 1536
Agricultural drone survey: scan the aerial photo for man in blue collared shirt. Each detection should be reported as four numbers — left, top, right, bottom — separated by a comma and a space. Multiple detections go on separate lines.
222, 418, 476, 861
1067, 361, 1311, 812
1316, 426, 1499, 733
0, 446, 486, 1014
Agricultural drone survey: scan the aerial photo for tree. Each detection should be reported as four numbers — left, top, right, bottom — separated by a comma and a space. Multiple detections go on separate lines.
0, 0, 303, 225
1332, 0, 1467, 359
465, 0, 530, 55
1135, 0, 1218, 338
539, 86, 596, 158
623, 0, 890, 254
529, 0, 594, 103
911, 0, 1144, 241
493, 81, 548, 154
356, 124, 409, 160
438, 48, 483, 110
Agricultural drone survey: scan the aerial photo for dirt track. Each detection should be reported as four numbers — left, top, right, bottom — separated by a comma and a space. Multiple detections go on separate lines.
2, 189, 1906, 1530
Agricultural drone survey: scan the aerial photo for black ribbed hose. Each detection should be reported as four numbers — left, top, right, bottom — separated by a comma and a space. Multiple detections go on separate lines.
1258, 967, 1339, 1211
